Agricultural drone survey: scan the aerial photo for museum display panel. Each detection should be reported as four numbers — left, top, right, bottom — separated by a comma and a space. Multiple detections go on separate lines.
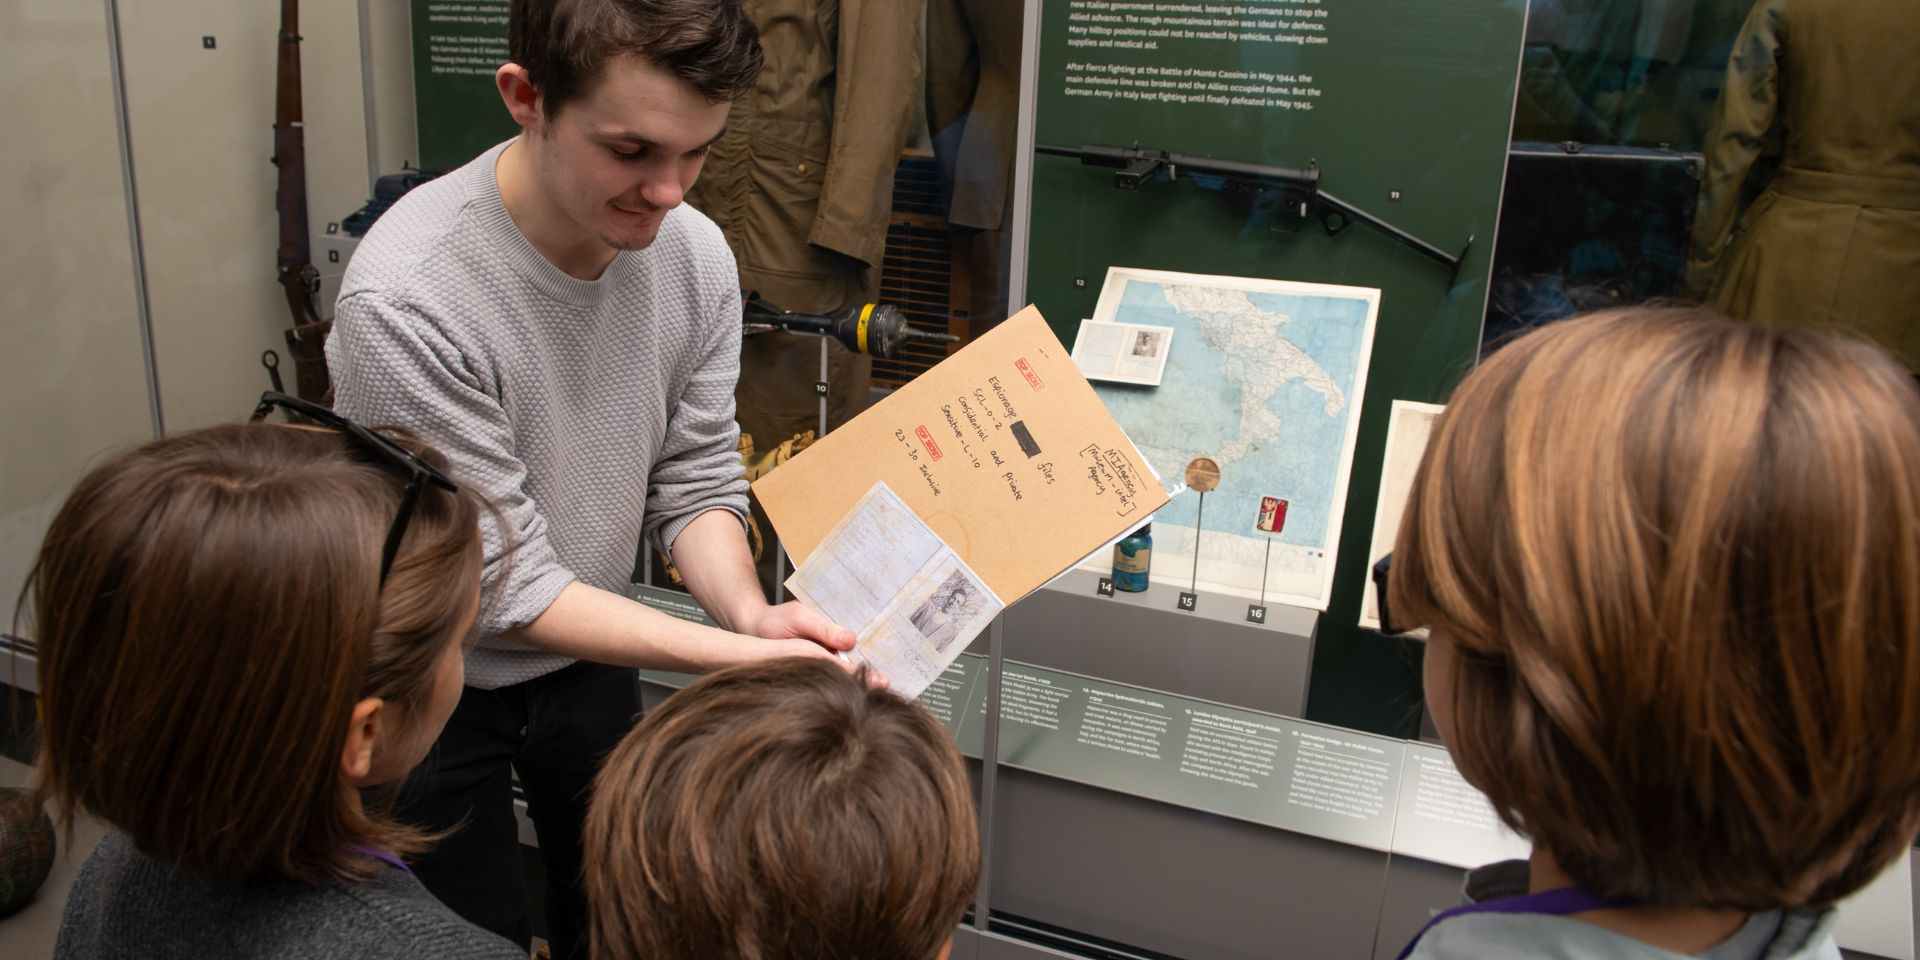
971, 2, 1538, 955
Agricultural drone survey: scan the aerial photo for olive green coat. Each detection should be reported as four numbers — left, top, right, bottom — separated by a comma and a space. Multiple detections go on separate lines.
688, 0, 922, 446
688, 0, 921, 314
1684, 0, 1920, 368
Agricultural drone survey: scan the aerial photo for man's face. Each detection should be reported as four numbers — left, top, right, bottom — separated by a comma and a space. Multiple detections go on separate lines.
526, 56, 730, 253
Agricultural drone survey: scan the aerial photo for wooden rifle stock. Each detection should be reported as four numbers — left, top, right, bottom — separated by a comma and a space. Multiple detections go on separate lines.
274, 0, 330, 402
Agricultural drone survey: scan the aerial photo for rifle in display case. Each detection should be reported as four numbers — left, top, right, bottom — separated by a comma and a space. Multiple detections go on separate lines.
273, 0, 330, 403
1037, 143, 1472, 277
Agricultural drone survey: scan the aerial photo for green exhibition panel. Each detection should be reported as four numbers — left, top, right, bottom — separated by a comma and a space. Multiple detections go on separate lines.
1025, 0, 1527, 733
412, 0, 517, 171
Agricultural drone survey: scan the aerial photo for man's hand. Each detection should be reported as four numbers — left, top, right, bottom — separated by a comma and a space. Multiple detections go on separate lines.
670, 510, 885, 687
510, 582, 887, 687
739, 601, 887, 688
738, 600, 855, 651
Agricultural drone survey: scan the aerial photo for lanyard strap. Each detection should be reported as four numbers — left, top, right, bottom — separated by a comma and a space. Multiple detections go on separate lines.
1395, 886, 1637, 960
347, 844, 415, 877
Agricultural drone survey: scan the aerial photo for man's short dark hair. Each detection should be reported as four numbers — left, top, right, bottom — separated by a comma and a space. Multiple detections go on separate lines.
508, 0, 763, 113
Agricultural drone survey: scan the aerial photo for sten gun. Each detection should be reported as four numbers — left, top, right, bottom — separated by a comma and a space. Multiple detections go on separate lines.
743, 297, 958, 361
1036, 143, 1472, 276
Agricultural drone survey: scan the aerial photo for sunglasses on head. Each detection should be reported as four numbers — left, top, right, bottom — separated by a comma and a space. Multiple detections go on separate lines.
249, 391, 458, 586
1371, 553, 1413, 637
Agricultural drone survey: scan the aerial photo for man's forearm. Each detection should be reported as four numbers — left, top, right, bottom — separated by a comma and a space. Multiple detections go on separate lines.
505, 580, 771, 672
667, 508, 773, 633
504, 510, 855, 671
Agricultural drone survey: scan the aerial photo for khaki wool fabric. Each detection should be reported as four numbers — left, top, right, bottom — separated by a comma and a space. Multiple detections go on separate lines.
1686, 0, 1920, 369
686, 0, 923, 448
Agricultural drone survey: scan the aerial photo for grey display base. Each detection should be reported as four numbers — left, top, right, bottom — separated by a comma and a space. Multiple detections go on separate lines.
974, 767, 1917, 960
1011, 575, 1315, 718
1050, 566, 1318, 631
989, 766, 1390, 959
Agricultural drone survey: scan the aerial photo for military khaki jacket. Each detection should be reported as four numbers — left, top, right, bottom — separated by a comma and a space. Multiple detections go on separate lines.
688, 0, 922, 315
1685, 0, 1920, 368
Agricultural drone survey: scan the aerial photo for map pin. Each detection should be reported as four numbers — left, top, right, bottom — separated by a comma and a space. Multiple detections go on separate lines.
1184, 457, 1222, 606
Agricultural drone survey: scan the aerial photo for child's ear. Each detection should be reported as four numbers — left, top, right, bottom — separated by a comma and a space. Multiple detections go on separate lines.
340, 697, 385, 785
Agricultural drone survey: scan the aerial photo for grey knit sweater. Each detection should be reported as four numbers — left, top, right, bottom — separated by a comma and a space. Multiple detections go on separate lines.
55, 833, 525, 960
330, 140, 750, 688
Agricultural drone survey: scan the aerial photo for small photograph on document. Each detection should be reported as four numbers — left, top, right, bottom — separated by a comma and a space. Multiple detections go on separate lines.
1071, 319, 1176, 386
1131, 328, 1165, 358
905, 569, 991, 654
861, 560, 1000, 698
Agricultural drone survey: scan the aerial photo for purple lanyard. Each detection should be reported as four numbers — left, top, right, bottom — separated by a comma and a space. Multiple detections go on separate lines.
347, 845, 415, 877
1394, 886, 1637, 960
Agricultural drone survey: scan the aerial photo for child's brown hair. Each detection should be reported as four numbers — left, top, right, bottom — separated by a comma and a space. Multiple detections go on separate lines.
1390, 307, 1920, 909
584, 657, 980, 959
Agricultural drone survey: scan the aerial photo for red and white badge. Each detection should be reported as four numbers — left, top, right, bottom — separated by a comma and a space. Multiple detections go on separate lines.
1254, 496, 1288, 534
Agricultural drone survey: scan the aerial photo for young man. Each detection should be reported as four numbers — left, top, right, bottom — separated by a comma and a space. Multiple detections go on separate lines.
326, 2, 855, 956
584, 657, 981, 960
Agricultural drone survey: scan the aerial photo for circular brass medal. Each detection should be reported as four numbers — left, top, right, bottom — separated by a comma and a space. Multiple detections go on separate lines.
1185, 457, 1221, 493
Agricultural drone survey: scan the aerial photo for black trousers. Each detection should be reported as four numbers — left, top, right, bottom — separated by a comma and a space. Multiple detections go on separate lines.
397, 661, 641, 959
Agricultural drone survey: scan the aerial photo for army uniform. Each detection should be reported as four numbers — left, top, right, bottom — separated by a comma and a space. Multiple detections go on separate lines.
1685, 0, 1920, 369
687, 0, 923, 448
926, 0, 1023, 329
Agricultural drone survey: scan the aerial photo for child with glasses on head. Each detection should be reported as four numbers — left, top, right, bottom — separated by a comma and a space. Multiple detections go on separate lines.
583, 656, 980, 960
31, 414, 523, 960
1386, 307, 1920, 959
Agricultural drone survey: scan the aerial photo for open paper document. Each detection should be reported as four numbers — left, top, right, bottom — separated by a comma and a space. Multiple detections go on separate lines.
1071, 319, 1176, 386
786, 482, 1003, 700
1359, 400, 1444, 632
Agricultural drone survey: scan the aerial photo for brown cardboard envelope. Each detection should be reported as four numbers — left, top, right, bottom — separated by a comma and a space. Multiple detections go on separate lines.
754, 305, 1171, 603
